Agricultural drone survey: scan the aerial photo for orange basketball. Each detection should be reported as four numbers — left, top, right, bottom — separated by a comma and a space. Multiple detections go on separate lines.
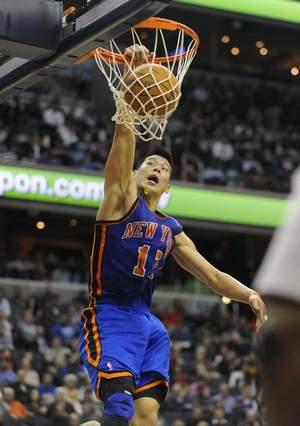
124, 63, 181, 117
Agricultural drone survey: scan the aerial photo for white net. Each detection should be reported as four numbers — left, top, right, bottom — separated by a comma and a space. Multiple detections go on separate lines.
94, 20, 198, 142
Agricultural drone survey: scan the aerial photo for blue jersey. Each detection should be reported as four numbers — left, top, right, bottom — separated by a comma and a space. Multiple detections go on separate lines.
88, 196, 182, 307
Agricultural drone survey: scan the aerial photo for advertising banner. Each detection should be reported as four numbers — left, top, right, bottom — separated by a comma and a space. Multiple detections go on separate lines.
177, 0, 300, 24
0, 165, 286, 227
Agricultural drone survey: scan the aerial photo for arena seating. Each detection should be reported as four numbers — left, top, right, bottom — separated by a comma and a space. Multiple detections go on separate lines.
0, 290, 263, 425
0, 70, 299, 193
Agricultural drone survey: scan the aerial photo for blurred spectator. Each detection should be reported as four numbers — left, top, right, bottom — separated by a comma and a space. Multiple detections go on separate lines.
0, 309, 13, 351
38, 372, 56, 406
1, 386, 29, 420
0, 289, 11, 318
211, 383, 236, 415
48, 399, 69, 426
0, 352, 16, 386
19, 353, 40, 387
16, 310, 37, 349
45, 336, 71, 367
12, 369, 34, 405
211, 407, 229, 425
57, 374, 82, 415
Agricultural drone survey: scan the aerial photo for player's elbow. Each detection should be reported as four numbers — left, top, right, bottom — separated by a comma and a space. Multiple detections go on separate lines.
205, 267, 221, 292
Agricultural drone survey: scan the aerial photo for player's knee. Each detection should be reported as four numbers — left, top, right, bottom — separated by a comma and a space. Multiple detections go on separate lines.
132, 409, 158, 426
104, 392, 135, 422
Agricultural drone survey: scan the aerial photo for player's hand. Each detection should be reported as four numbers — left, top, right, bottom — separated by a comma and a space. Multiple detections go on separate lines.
249, 293, 268, 332
124, 44, 154, 68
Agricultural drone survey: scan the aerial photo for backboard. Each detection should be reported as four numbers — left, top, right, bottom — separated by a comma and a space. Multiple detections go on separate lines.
0, 0, 172, 101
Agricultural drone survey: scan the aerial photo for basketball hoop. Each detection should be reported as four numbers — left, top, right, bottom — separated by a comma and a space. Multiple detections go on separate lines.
76, 17, 200, 142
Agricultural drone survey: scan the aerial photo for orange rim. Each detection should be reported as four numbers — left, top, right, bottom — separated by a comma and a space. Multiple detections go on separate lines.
63, 6, 76, 17
75, 17, 200, 65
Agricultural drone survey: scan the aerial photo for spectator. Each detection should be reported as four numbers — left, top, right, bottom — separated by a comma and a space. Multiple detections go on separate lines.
19, 353, 40, 387
211, 407, 229, 425
0, 289, 11, 318
0, 357, 16, 386
211, 383, 236, 415
0, 310, 13, 351
1, 386, 29, 420
57, 374, 82, 415
12, 369, 34, 405
45, 336, 71, 367
38, 372, 56, 406
16, 310, 37, 349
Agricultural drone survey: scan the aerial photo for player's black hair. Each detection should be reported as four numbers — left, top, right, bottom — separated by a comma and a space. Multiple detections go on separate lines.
138, 147, 173, 170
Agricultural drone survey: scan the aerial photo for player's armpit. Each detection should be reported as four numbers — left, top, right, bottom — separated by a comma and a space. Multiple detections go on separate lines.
96, 178, 137, 221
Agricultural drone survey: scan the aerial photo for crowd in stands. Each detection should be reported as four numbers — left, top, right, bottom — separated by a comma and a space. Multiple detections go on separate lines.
0, 69, 299, 193
0, 289, 264, 426
0, 247, 88, 285
0, 233, 263, 292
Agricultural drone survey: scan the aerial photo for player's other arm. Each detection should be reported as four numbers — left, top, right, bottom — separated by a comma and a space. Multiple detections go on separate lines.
96, 46, 150, 221
172, 232, 267, 331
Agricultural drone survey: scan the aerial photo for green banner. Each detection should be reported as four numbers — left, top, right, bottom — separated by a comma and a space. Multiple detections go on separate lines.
0, 164, 287, 227
176, 0, 300, 24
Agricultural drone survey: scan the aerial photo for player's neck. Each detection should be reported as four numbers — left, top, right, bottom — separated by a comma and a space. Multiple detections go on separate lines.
141, 191, 160, 212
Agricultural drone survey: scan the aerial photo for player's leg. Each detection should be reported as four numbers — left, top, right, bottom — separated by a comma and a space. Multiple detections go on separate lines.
100, 376, 135, 426
131, 384, 167, 426
131, 397, 160, 426
132, 313, 170, 426
258, 297, 300, 426
79, 306, 150, 426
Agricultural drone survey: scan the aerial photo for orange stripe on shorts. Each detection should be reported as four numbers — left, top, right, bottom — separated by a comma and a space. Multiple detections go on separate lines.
82, 308, 101, 368
134, 379, 168, 394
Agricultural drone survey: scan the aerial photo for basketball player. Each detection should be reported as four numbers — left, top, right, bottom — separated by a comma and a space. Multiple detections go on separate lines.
79, 45, 267, 426
254, 169, 300, 426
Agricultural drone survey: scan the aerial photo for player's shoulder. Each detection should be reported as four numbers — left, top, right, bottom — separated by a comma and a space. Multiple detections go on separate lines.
154, 210, 183, 235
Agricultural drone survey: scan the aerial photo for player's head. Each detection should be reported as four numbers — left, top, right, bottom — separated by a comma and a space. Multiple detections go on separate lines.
135, 148, 172, 197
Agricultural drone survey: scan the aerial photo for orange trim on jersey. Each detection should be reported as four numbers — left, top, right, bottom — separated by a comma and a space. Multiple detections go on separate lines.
89, 228, 97, 302
134, 379, 168, 394
98, 371, 133, 380
95, 224, 107, 296
82, 308, 101, 368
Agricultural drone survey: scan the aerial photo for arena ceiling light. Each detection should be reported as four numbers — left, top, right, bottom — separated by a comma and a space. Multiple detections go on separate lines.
177, 0, 300, 25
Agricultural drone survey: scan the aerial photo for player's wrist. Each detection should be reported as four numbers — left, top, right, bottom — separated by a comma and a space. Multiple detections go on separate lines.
248, 291, 259, 304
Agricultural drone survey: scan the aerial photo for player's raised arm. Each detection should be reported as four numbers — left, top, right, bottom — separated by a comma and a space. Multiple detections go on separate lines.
172, 231, 268, 332
97, 45, 151, 221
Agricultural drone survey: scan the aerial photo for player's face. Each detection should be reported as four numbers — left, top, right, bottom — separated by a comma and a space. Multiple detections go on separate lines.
135, 155, 171, 196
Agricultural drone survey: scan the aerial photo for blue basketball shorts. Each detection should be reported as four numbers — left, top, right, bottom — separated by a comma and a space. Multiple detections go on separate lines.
79, 303, 170, 400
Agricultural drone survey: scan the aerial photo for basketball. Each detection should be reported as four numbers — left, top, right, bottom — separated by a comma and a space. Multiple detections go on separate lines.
124, 63, 181, 117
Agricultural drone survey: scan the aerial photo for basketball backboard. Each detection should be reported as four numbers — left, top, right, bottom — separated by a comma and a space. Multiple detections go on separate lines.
0, 0, 172, 101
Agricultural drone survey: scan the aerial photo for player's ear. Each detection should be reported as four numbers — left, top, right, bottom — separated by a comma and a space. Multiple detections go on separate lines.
165, 183, 170, 193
